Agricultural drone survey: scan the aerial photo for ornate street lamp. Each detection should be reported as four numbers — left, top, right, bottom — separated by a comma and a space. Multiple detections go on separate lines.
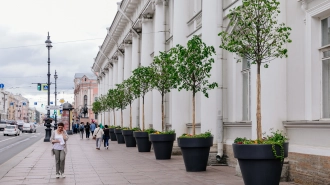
44, 32, 53, 142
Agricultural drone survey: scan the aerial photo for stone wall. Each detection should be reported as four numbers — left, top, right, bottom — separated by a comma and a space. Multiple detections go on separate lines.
288, 152, 330, 185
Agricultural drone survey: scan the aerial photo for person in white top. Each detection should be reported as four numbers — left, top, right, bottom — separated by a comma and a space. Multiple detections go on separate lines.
93, 124, 104, 150
51, 122, 69, 178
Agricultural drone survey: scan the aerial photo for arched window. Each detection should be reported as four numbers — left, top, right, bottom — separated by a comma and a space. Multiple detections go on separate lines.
84, 95, 87, 106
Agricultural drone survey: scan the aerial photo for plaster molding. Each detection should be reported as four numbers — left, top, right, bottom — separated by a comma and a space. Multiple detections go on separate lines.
283, 120, 330, 128
306, 0, 330, 16
223, 121, 252, 127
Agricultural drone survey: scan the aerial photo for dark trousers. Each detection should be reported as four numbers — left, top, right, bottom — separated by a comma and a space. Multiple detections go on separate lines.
86, 131, 90, 138
104, 136, 109, 147
91, 131, 94, 135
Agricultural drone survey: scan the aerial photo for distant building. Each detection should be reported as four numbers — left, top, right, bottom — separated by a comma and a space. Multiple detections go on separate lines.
73, 73, 98, 122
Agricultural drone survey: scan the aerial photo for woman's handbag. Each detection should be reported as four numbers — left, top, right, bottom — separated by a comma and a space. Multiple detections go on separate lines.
93, 128, 100, 140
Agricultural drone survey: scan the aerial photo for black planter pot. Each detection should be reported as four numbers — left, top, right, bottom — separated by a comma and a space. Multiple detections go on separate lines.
233, 143, 289, 185
149, 134, 176, 160
178, 137, 213, 172
122, 130, 136, 147
114, 129, 125, 144
109, 128, 117, 141
133, 131, 152, 152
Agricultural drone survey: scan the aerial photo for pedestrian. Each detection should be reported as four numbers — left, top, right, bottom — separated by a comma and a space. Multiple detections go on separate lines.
76, 120, 80, 134
93, 124, 104, 150
85, 122, 90, 139
51, 122, 68, 178
103, 125, 110, 149
90, 121, 96, 135
79, 122, 84, 139
71, 119, 75, 133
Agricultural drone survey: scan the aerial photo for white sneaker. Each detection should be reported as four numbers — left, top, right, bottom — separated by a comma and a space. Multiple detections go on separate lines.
60, 173, 66, 178
56, 174, 60, 178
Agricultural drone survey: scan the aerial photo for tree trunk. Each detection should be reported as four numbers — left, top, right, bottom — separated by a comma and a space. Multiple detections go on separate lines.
130, 103, 132, 129
161, 94, 164, 132
256, 63, 262, 140
193, 92, 196, 136
142, 96, 145, 131
113, 109, 116, 126
121, 108, 123, 128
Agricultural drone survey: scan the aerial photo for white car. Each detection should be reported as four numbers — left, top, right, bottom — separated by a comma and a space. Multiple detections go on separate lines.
3, 125, 20, 136
22, 123, 36, 133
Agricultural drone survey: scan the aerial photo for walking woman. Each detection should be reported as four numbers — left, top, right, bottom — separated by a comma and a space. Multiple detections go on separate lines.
93, 124, 104, 150
85, 122, 90, 139
103, 125, 110, 149
51, 122, 69, 178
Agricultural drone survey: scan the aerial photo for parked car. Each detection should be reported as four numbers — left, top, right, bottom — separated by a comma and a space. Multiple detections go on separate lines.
22, 123, 36, 133
3, 125, 20, 136
7, 120, 17, 125
17, 122, 24, 131
0, 120, 7, 131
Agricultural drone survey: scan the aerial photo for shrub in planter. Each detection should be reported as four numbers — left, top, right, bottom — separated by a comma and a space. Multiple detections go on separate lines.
172, 35, 217, 171
114, 126, 125, 144
178, 131, 213, 172
219, 0, 292, 184
149, 130, 176, 160
109, 125, 117, 141
133, 128, 156, 152
122, 127, 140, 147
233, 130, 288, 185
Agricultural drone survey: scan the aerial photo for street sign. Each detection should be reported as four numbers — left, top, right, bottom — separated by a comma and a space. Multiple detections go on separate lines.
59, 99, 65, 104
42, 84, 48, 91
45, 105, 63, 110
0, 84, 4, 89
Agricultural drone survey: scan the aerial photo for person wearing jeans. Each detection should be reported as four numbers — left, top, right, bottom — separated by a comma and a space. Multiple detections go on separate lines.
103, 125, 110, 149
51, 122, 69, 178
93, 125, 104, 150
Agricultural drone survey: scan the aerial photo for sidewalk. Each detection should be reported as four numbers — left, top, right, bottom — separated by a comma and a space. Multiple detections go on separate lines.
0, 133, 297, 185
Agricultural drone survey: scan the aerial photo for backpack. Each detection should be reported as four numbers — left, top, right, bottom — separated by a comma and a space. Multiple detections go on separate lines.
79, 125, 84, 131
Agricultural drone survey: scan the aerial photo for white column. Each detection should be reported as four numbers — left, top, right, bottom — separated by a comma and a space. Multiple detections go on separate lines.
171, 0, 190, 136
132, 35, 140, 128
140, 17, 154, 129
117, 54, 124, 84
124, 44, 132, 127
104, 69, 109, 126
201, 0, 221, 141
152, 0, 166, 131
109, 66, 113, 125
113, 60, 120, 126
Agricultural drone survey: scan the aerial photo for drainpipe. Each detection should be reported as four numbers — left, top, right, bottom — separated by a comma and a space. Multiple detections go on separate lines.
216, 0, 224, 162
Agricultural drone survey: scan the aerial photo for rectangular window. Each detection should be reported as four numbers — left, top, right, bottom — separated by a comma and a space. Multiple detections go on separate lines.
323, 59, 330, 118
242, 58, 251, 121
322, 17, 330, 46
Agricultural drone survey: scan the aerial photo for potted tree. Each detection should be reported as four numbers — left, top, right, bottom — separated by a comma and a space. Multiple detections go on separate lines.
149, 49, 178, 160
131, 66, 155, 152
113, 85, 127, 144
219, 0, 292, 184
106, 89, 118, 141
121, 77, 139, 147
172, 35, 218, 171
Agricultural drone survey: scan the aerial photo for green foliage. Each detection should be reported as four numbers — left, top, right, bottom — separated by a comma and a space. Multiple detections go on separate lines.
113, 83, 128, 111
131, 66, 154, 99
218, 0, 292, 66
179, 131, 212, 138
144, 128, 156, 134
122, 127, 130, 130
151, 50, 179, 96
172, 35, 218, 97
92, 100, 101, 114
106, 89, 118, 111
109, 125, 117, 128
151, 129, 176, 134
234, 130, 288, 161
122, 77, 137, 106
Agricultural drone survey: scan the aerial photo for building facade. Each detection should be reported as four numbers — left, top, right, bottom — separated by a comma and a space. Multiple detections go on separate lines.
73, 73, 98, 122
92, 0, 330, 184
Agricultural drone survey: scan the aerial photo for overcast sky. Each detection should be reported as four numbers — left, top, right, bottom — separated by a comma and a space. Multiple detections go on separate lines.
0, 0, 117, 114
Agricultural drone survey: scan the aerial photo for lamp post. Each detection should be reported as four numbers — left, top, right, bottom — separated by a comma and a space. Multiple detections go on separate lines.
44, 32, 53, 142
54, 70, 58, 130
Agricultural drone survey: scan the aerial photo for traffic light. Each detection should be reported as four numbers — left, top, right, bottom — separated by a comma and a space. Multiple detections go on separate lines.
54, 110, 57, 115
37, 83, 41, 91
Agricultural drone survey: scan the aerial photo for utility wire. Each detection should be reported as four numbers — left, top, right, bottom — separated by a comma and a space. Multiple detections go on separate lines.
0, 38, 104, 50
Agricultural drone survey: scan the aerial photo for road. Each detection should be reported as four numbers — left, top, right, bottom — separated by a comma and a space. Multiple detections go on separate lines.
0, 125, 49, 165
